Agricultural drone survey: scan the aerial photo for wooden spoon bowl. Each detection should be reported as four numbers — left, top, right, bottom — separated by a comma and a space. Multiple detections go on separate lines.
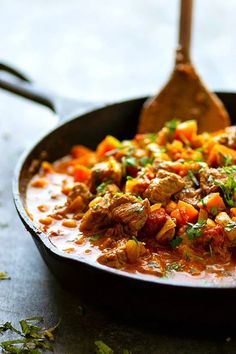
138, 0, 230, 133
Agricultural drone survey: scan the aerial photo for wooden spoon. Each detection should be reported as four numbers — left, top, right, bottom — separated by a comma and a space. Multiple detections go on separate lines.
138, 0, 230, 133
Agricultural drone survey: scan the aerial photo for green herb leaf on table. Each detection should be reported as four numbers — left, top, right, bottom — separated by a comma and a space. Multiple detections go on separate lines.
0, 272, 10, 281
95, 340, 114, 354
0, 317, 60, 353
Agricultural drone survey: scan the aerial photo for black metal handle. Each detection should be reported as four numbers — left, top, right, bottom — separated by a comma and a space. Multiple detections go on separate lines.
0, 62, 96, 120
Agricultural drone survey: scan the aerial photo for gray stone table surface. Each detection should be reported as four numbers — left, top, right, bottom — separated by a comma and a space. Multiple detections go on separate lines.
1, 0, 236, 353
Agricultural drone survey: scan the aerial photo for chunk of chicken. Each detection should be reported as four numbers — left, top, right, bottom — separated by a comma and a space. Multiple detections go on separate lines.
144, 170, 185, 204
80, 192, 150, 235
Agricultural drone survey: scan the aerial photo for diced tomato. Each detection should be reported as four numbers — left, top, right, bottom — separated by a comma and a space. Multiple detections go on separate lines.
126, 165, 139, 177
141, 208, 167, 237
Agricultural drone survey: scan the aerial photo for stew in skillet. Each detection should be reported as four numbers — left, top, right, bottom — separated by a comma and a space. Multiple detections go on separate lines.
26, 119, 236, 285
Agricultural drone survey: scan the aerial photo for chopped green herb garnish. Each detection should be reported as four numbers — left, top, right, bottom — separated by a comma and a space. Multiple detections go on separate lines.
187, 170, 199, 187
210, 206, 218, 216
223, 155, 233, 166
186, 221, 206, 240
166, 262, 183, 271
221, 166, 236, 174
170, 237, 183, 248
139, 156, 154, 166
95, 340, 114, 354
126, 176, 133, 180
225, 222, 236, 232
89, 234, 103, 242
196, 147, 204, 153
200, 198, 207, 208
136, 196, 143, 201
215, 175, 236, 207
0, 317, 60, 353
96, 179, 113, 194
165, 119, 180, 134
131, 236, 139, 244
147, 133, 157, 142
124, 156, 137, 168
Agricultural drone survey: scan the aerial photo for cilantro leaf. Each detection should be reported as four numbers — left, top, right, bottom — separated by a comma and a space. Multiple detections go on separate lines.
0, 317, 60, 353
187, 170, 199, 187
0, 272, 10, 281
215, 175, 236, 207
96, 179, 113, 194
124, 156, 137, 168
186, 221, 206, 240
165, 119, 180, 134
166, 262, 183, 271
170, 237, 183, 248
89, 234, 103, 242
210, 206, 218, 216
139, 156, 154, 167
225, 222, 236, 232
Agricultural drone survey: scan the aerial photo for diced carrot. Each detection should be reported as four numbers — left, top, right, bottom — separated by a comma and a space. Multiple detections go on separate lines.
178, 201, 198, 222
96, 135, 121, 157
170, 200, 198, 226
71, 145, 94, 158
73, 164, 91, 183
230, 208, 236, 217
170, 209, 183, 226
208, 144, 236, 166
174, 120, 197, 142
198, 192, 226, 213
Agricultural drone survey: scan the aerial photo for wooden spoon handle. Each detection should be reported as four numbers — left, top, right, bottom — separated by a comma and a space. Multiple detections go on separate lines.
178, 0, 193, 63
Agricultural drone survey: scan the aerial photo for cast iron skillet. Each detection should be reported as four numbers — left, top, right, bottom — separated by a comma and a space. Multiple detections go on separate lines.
1, 63, 236, 327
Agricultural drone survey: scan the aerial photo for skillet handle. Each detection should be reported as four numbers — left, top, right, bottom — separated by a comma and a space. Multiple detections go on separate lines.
0, 62, 96, 120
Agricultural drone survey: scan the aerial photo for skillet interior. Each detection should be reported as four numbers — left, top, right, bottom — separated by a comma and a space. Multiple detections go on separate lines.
14, 93, 236, 325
